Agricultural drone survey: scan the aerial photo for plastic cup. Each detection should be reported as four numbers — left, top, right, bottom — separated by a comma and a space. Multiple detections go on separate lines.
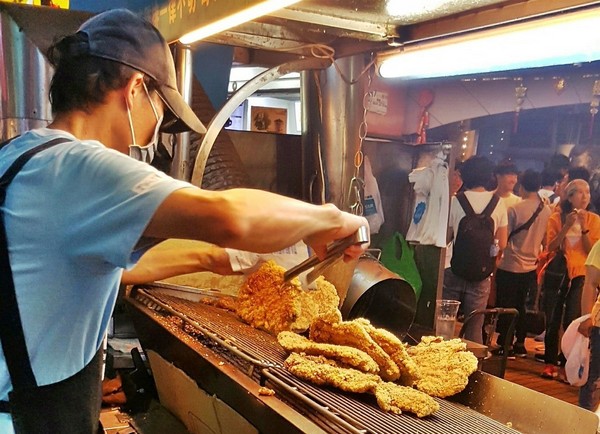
435, 300, 461, 340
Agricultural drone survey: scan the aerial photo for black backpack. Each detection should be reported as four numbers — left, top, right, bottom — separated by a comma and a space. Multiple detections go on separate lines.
450, 193, 500, 281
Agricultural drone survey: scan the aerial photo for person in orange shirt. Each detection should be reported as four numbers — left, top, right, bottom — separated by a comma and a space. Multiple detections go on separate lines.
542, 179, 600, 379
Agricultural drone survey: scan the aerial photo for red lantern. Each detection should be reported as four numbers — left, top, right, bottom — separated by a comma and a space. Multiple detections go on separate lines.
416, 89, 434, 144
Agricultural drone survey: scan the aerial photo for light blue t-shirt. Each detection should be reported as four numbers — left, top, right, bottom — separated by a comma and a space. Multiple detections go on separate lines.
0, 128, 191, 431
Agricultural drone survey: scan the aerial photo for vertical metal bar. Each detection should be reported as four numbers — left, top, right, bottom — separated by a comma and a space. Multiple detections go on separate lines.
170, 43, 193, 181
301, 55, 367, 211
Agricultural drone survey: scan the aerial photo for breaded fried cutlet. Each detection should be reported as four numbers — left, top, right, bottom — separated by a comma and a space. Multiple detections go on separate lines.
407, 336, 478, 398
309, 314, 400, 381
277, 331, 379, 374
354, 318, 421, 386
373, 382, 439, 417
236, 261, 339, 335
283, 353, 381, 394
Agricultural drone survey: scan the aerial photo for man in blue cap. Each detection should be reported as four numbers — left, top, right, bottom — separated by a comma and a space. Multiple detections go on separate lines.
0, 9, 368, 433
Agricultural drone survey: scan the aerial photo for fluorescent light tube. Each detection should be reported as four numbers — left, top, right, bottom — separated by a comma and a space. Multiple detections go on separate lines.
180, 0, 301, 44
378, 7, 600, 79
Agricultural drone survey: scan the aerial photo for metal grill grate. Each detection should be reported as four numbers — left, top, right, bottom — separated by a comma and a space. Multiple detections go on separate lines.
133, 286, 521, 434
134, 287, 287, 366
262, 368, 521, 434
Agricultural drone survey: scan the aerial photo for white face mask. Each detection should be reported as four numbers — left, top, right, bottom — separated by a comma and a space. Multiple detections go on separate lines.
127, 81, 163, 163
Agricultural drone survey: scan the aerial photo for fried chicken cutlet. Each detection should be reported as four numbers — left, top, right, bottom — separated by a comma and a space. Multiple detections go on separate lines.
373, 382, 439, 417
283, 353, 439, 417
354, 318, 421, 386
407, 336, 478, 398
284, 353, 381, 394
277, 331, 379, 374
309, 312, 400, 381
237, 261, 339, 335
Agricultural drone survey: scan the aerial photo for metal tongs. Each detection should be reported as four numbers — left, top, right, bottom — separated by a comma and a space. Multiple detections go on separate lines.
283, 225, 369, 287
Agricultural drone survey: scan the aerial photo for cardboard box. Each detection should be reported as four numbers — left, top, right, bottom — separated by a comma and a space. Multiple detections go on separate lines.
147, 350, 258, 434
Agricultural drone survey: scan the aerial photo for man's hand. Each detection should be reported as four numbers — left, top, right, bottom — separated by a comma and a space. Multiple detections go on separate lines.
305, 212, 370, 262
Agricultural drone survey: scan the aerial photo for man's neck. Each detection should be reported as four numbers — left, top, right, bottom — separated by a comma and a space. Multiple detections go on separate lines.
495, 189, 513, 198
468, 187, 486, 192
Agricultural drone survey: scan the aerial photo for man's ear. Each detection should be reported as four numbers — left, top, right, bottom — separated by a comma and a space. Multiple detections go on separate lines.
124, 73, 145, 108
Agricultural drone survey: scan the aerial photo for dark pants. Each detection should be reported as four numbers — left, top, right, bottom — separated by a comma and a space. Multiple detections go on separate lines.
495, 268, 536, 346
544, 275, 584, 365
7, 348, 103, 434
542, 276, 562, 333
579, 326, 600, 410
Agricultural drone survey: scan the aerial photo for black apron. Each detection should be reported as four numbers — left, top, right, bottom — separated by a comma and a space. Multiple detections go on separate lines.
0, 137, 103, 433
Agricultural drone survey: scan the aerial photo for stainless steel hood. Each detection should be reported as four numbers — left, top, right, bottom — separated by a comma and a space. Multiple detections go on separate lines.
187, 0, 600, 63
0, 3, 91, 140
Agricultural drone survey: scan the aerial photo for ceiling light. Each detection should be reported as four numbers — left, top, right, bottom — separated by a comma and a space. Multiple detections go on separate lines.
378, 7, 600, 79
386, 0, 451, 17
385, 0, 507, 22
180, 0, 301, 44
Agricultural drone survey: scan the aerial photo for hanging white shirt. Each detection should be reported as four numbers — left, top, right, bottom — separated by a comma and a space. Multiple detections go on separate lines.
405, 152, 449, 247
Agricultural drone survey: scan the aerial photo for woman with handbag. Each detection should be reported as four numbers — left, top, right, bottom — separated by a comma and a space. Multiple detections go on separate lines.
542, 179, 600, 378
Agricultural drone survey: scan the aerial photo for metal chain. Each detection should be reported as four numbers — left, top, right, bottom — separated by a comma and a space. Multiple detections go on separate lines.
348, 56, 374, 216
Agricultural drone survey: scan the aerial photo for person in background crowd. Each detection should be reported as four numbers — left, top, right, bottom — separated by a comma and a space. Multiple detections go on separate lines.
554, 166, 592, 203
450, 161, 464, 196
0, 10, 368, 433
570, 146, 595, 175
568, 166, 594, 212
486, 159, 520, 313
494, 159, 521, 209
578, 239, 600, 411
533, 169, 564, 344
444, 162, 465, 271
541, 180, 600, 379
569, 166, 592, 183
538, 168, 563, 207
494, 170, 552, 358
443, 156, 508, 344
546, 153, 570, 177
569, 146, 600, 214
546, 154, 570, 200
534, 162, 571, 345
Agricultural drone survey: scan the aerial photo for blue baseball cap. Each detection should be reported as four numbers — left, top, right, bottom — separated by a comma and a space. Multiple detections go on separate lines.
77, 9, 206, 134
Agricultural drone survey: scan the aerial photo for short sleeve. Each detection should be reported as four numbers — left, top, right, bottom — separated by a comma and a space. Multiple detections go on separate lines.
493, 199, 508, 230
36, 144, 190, 269
587, 213, 600, 246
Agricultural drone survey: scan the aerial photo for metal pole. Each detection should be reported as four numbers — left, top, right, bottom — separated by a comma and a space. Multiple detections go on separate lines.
302, 55, 367, 210
170, 43, 193, 181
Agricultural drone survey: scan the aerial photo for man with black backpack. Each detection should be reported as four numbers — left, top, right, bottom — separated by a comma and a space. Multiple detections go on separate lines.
444, 156, 508, 344
494, 170, 552, 358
